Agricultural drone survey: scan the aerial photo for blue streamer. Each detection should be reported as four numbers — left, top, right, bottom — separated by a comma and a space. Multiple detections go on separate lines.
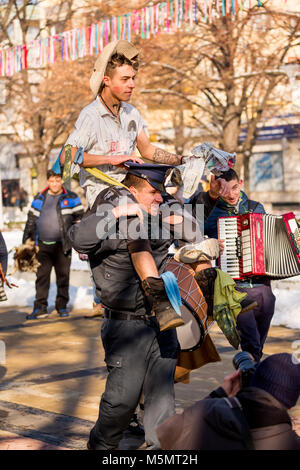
74, 146, 84, 165
52, 145, 64, 174
161, 271, 182, 316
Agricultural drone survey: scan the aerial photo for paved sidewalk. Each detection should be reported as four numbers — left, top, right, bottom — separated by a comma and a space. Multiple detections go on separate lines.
0, 429, 69, 450
0, 305, 299, 450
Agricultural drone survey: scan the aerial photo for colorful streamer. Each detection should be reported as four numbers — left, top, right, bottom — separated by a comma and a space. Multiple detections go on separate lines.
0, 0, 284, 77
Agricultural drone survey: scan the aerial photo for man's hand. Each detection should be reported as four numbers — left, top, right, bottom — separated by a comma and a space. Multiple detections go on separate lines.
110, 155, 144, 167
0, 263, 18, 289
221, 370, 241, 397
78, 253, 89, 261
209, 174, 230, 199
112, 203, 144, 223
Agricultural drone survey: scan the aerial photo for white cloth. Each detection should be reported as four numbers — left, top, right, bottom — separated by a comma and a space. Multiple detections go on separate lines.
65, 97, 147, 207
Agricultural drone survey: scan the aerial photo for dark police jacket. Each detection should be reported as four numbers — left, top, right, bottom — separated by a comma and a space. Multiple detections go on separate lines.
23, 187, 84, 254
68, 186, 198, 315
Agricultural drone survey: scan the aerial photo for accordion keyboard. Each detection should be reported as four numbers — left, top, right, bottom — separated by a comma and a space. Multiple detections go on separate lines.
218, 217, 241, 278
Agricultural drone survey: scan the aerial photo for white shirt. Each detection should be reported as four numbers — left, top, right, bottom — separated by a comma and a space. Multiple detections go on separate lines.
65, 97, 147, 207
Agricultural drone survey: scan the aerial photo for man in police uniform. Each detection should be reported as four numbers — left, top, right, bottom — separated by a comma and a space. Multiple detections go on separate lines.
69, 163, 193, 450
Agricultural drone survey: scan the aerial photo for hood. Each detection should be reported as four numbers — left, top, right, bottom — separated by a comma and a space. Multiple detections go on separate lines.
237, 387, 291, 429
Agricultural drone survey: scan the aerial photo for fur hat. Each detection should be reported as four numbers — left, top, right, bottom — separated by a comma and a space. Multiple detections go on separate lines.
250, 353, 300, 409
13, 239, 40, 273
90, 40, 139, 99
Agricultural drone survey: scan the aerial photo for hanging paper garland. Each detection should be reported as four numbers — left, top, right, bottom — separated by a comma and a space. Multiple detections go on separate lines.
0, 0, 286, 77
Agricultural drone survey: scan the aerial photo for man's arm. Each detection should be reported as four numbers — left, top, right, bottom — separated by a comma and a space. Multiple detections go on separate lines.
70, 196, 85, 224
22, 208, 37, 244
68, 208, 117, 254
191, 175, 231, 221
136, 129, 182, 166
59, 146, 143, 168
68, 194, 145, 254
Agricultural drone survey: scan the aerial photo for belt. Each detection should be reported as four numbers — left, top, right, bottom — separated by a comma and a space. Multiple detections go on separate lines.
104, 309, 153, 321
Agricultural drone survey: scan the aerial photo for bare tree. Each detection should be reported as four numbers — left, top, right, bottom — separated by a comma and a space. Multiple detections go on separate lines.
0, 0, 107, 189
1, 1, 299, 193
134, 4, 300, 193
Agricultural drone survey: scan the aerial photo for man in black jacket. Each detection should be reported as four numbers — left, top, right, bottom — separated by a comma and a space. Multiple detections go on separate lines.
23, 170, 84, 319
68, 162, 209, 450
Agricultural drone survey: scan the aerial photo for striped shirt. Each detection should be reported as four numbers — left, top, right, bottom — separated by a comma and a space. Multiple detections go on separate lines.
65, 97, 147, 207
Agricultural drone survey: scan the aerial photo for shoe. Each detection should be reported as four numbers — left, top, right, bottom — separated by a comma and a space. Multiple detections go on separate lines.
86, 440, 118, 450
26, 307, 48, 320
142, 277, 184, 331
87, 440, 92, 450
126, 414, 145, 437
57, 308, 69, 318
84, 302, 104, 318
240, 298, 258, 314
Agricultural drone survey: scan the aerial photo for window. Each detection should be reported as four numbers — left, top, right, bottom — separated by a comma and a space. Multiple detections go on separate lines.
2, 179, 20, 207
250, 151, 284, 192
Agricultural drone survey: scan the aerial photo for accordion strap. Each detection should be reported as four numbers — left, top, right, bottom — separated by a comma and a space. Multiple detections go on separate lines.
248, 200, 260, 213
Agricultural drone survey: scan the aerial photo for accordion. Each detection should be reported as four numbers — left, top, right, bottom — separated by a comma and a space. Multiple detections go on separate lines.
217, 212, 300, 280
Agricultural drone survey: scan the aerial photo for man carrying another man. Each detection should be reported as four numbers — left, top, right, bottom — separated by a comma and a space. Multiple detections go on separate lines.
68, 163, 189, 449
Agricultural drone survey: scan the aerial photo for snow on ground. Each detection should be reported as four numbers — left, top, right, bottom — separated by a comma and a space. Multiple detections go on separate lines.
2, 276, 94, 311
271, 288, 300, 329
1, 231, 300, 328
2, 230, 92, 310
3, 230, 89, 272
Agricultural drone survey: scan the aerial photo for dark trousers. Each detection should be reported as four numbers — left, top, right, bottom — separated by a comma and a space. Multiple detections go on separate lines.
34, 241, 71, 310
235, 284, 276, 362
89, 317, 178, 450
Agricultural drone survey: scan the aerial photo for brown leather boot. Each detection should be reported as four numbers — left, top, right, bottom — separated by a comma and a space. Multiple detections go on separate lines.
142, 277, 184, 331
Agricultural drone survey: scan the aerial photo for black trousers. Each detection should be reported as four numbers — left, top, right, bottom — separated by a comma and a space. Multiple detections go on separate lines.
34, 241, 71, 310
89, 317, 178, 450
235, 284, 276, 362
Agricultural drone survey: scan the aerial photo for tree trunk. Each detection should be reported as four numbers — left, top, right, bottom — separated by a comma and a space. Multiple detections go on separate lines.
36, 158, 49, 191
222, 87, 241, 154
173, 107, 185, 155
243, 152, 250, 195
